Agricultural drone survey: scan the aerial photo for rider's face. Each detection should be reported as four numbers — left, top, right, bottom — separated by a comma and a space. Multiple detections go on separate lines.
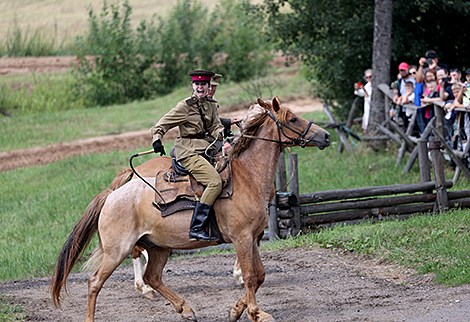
193, 82, 209, 98
208, 85, 217, 98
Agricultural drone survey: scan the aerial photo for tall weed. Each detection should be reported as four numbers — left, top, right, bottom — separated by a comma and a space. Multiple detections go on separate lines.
0, 16, 74, 57
0, 73, 85, 115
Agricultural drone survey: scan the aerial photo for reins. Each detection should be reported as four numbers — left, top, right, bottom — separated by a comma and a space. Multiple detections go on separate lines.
238, 111, 308, 192
238, 111, 313, 152
130, 150, 168, 211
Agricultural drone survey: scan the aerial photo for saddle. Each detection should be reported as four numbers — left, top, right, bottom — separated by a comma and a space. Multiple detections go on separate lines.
154, 155, 232, 217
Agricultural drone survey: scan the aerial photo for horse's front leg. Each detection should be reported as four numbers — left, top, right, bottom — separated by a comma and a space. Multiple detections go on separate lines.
229, 239, 275, 322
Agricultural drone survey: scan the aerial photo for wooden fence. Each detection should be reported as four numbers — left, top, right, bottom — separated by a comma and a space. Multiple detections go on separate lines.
269, 148, 470, 240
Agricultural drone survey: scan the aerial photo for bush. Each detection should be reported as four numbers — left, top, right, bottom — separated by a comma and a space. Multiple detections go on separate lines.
73, 0, 274, 107
73, 0, 163, 106
212, 0, 274, 82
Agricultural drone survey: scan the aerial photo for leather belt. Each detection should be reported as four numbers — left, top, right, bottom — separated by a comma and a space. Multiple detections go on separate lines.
182, 133, 206, 139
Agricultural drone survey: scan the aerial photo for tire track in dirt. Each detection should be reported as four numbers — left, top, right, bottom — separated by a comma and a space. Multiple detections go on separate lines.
0, 97, 323, 172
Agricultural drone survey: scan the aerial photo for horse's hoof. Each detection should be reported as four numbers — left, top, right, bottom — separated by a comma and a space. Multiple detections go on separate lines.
228, 307, 241, 322
142, 290, 156, 299
181, 311, 197, 321
259, 315, 276, 322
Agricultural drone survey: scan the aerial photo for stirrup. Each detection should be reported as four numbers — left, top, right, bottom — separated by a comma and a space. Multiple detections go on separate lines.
189, 230, 218, 242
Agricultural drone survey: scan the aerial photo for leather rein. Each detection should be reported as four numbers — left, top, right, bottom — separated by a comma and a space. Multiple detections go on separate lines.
239, 111, 314, 152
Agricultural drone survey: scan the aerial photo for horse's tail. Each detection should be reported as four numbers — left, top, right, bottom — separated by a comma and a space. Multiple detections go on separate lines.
50, 188, 112, 308
50, 167, 133, 307
109, 167, 133, 190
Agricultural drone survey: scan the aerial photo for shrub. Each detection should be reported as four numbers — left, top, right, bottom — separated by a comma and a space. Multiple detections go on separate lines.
72, 0, 274, 107
73, 0, 163, 106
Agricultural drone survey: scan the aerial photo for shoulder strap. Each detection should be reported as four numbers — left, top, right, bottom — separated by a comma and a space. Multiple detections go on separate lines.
186, 97, 198, 106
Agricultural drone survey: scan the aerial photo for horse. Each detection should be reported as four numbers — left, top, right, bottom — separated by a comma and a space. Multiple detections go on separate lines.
50, 96, 330, 322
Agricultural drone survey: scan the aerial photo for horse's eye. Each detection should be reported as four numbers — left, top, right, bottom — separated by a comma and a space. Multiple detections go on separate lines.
290, 117, 297, 123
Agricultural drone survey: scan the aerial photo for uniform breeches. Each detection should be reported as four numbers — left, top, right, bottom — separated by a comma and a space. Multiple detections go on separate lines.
179, 154, 222, 205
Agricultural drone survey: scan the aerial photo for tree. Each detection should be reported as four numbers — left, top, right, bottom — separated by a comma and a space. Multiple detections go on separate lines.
265, 0, 470, 118
369, 0, 392, 147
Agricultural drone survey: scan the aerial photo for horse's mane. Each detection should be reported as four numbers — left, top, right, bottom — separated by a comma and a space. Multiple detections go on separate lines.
228, 99, 289, 161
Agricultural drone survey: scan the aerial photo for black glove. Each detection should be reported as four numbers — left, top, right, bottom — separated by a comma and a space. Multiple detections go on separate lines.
152, 139, 166, 156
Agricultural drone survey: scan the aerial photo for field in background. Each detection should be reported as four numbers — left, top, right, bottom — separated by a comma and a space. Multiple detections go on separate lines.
0, 0, 263, 46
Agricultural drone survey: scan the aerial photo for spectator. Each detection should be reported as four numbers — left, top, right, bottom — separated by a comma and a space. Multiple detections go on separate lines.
450, 68, 462, 84
354, 69, 372, 133
443, 83, 464, 145
397, 81, 415, 106
389, 81, 399, 120
437, 68, 454, 101
417, 79, 440, 133
457, 69, 470, 157
392, 62, 416, 128
393, 62, 416, 105
416, 50, 449, 83
409, 65, 418, 81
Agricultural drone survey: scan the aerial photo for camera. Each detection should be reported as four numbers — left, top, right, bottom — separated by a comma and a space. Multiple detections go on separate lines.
442, 77, 451, 83
466, 83, 470, 88
423, 58, 433, 67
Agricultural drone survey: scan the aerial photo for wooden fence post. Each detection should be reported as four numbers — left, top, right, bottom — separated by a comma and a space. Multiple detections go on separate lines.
277, 151, 287, 191
288, 153, 301, 236
268, 201, 278, 241
417, 139, 431, 184
429, 137, 449, 212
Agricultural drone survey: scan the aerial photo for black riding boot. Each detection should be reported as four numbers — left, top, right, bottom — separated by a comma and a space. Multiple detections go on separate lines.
189, 202, 218, 241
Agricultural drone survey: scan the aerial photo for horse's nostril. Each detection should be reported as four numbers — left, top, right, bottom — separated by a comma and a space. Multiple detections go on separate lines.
325, 133, 330, 141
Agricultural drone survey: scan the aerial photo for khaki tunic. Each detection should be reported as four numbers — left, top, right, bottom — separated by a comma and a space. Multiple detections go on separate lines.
150, 95, 224, 161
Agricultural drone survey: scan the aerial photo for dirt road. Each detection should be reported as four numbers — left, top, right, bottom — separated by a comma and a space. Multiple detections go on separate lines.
1, 247, 470, 322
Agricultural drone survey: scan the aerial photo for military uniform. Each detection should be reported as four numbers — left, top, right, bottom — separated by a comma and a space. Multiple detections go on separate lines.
150, 70, 224, 241
150, 95, 224, 162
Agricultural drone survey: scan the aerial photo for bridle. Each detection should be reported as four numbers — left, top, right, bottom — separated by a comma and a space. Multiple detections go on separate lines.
239, 111, 314, 152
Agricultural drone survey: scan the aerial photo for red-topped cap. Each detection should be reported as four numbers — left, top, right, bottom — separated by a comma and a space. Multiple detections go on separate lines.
188, 70, 215, 82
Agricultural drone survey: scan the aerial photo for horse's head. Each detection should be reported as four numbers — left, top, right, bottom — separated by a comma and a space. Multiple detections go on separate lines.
256, 96, 331, 150
230, 96, 330, 160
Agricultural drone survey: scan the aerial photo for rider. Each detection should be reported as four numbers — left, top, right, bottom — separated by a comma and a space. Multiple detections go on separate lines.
207, 73, 241, 150
150, 70, 224, 242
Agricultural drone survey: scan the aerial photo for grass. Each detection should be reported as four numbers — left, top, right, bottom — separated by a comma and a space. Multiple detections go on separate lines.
0, 295, 24, 321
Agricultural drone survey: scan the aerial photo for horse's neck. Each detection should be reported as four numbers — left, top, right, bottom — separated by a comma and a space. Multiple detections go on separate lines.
234, 125, 281, 199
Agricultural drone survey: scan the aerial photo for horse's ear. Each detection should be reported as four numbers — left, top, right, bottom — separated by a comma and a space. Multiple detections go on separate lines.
257, 98, 265, 108
272, 96, 281, 112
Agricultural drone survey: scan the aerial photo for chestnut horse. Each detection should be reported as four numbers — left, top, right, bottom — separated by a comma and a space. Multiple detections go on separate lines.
50, 96, 330, 322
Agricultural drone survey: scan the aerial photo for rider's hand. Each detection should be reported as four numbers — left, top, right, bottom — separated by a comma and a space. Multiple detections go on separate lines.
152, 139, 166, 156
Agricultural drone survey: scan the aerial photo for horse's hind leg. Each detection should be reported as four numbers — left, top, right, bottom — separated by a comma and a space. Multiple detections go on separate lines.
132, 246, 156, 298
85, 250, 130, 322
144, 247, 197, 321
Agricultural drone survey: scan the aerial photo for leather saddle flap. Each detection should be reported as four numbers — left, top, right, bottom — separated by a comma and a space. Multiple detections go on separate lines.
154, 158, 232, 207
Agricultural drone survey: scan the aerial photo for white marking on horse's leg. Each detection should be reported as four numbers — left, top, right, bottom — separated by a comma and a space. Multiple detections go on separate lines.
133, 249, 156, 298
133, 256, 145, 292
233, 256, 244, 286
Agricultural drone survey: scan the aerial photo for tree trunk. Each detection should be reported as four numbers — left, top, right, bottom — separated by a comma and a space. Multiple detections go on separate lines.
368, 0, 392, 151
